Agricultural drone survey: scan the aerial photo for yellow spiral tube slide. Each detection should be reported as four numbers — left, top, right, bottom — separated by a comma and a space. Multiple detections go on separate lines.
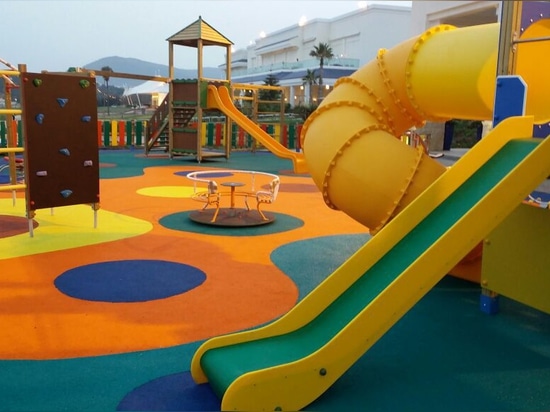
302, 22, 550, 233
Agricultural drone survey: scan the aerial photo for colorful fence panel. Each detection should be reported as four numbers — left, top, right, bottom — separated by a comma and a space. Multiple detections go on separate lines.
1, 120, 304, 151
0, 119, 20, 148
0, 121, 6, 147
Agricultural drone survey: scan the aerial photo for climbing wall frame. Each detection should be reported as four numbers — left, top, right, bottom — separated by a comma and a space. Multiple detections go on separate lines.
20, 71, 99, 235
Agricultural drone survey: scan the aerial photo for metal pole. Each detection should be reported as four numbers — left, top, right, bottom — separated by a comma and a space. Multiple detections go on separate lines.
496, 1, 522, 76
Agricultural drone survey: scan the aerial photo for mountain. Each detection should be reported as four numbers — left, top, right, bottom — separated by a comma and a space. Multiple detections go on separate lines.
0, 56, 226, 99
83, 56, 225, 88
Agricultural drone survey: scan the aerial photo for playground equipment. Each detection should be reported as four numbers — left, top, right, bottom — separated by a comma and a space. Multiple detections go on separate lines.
158, 78, 300, 164
206, 85, 307, 173
160, 17, 233, 161
2, 65, 101, 236
186, 169, 280, 225
143, 17, 305, 165
3, 64, 180, 236
0, 59, 25, 205
479, 1, 550, 313
163, 78, 231, 159
254, 177, 280, 221
0, 156, 24, 183
227, 82, 290, 153
191, 2, 550, 410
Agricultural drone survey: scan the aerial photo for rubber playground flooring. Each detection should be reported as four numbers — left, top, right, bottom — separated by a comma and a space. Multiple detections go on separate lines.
0, 149, 549, 411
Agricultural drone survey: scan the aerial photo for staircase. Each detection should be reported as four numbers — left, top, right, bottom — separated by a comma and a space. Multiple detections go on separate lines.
169, 99, 198, 156
145, 93, 199, 156
172, 101, 197, 132
145, 95, 170, 155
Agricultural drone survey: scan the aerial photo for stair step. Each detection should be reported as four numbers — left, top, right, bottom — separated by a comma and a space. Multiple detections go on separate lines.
173, 101, 197, 107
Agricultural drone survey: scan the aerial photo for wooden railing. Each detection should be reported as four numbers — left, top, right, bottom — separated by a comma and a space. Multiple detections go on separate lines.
146, 94, 170, 146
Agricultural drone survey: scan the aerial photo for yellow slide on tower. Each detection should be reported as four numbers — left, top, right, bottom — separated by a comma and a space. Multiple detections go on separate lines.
206, 84, 308, 174
192, 21, 550, 411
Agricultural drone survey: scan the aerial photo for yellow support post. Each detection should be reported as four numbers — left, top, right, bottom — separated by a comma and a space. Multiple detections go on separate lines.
111, 120, 118, 147
0, 109, 22, 115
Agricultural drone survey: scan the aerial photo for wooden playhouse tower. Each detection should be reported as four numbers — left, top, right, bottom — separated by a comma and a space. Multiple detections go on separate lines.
166, 16, 233, 161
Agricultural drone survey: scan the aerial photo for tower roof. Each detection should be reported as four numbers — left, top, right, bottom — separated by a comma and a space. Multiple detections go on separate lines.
166, 16, 233, 47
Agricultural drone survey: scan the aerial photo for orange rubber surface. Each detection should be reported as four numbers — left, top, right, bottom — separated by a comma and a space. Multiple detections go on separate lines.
0, 162, 367, 360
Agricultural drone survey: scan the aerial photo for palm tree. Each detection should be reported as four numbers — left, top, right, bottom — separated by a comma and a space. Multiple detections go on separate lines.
259, 74, 282, 113
101, 65, 113, 115
301, 69, 318, 105
309, 42, 334, 102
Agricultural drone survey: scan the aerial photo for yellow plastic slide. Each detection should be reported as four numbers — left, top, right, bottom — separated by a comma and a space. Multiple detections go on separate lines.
192, 20, 550, 411
206, 85, 308, 174
192, 116, 550, 411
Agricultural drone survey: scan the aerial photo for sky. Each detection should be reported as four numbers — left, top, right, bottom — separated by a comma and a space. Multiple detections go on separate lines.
2, 0, 411, 72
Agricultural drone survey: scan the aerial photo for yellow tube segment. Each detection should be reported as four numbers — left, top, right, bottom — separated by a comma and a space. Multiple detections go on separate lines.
302, 35, 448, 233
515, 18, 550, 123
302, 21, 550, 233
406, 24, 498, 121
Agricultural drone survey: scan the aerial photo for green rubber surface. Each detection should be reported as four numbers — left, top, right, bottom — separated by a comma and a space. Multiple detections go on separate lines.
201, 139, 539, 398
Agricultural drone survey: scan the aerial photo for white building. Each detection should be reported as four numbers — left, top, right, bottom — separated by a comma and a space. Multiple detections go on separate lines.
227, 3, 412, 106
226, 1, 504, 108
411, 1, 500, 33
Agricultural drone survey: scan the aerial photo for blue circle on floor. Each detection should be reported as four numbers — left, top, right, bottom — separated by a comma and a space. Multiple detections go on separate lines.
54, 260, 206, 303
117, 372, 220, 411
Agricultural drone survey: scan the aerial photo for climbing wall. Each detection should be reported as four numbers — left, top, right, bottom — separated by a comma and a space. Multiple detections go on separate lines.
20, 72, 99, 212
